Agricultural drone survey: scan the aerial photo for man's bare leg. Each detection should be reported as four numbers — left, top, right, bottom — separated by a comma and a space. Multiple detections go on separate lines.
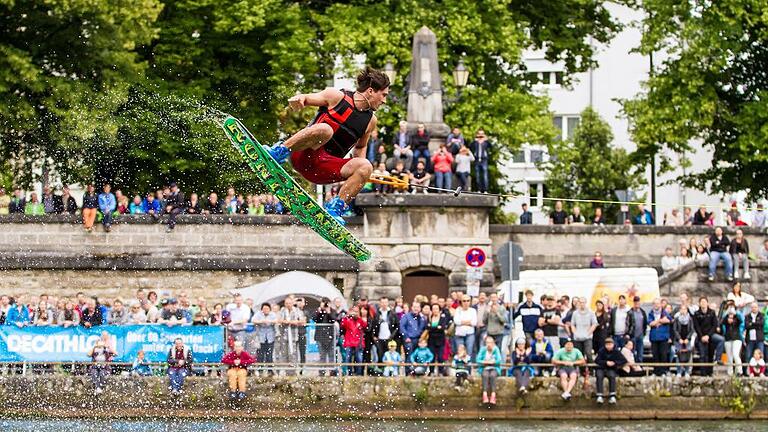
338, 158, 374, 203
283, 124, 333, 152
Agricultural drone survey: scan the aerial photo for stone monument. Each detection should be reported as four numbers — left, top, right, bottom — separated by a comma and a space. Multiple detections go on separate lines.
407, 26, 450, 147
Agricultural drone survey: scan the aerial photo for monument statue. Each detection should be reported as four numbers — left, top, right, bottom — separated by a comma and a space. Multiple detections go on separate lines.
406, 26, 450, 145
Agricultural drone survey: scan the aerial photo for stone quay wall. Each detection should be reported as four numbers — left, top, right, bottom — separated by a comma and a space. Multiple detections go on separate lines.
1, 375, 766, 420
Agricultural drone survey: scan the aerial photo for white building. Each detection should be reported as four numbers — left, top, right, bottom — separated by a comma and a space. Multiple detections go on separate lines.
501, 3, 727, 224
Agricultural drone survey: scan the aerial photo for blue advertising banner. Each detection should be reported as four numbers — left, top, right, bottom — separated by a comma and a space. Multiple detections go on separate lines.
0, 325, 225, 363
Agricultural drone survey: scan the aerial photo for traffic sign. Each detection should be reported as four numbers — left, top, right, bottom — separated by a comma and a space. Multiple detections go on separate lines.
465, 247, 486, 267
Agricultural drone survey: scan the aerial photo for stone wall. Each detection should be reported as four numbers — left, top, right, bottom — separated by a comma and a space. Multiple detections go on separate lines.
1, 375, 767, 420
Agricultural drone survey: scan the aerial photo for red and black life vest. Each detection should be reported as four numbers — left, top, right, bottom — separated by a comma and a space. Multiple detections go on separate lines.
310, 89, 373, 158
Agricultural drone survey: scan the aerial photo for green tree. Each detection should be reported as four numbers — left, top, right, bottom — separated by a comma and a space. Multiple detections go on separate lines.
540, 107, 643, 219
622, 0, 768, 201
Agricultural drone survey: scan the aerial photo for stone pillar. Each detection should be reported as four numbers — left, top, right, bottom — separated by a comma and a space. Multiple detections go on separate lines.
406, 26, 450, 149
355, 194, 498, 300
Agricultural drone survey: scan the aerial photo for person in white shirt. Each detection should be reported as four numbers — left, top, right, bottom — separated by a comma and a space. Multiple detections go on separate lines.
661, 247, 679, 272
453, 295, 478, 358
752, 203, 767, 228
226, 293, 252, 343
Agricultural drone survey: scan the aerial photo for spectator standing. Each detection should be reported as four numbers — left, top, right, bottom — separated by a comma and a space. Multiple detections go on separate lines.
476, 335, 502, 405
340, 306, 365, 376
226, 294, 252, 344
454, 146, 475, 191
539, 295, 561, 351
519, 203, 533, 225
515, 290, 543, 341
41, 186, 60, 214
365, 128, 382, 164
97, 184, 116, 232
592, 207, 606, 225
693, 205, 712, 225
374, 297, 400, 363
126, 300, 147, 324
88, 339, 115, 395
569, 206, 586, 224
549, 201, 568, 225
745, 302, 764, 363
167, 338, 193, 395
410, 123, 431, 170
647, 298, 672, 376
452, 296, 477, 358
721, 302, 744, 376
165, 182, 186, 232
400, 302, 427, 367
431, 144, 454, 191
4, 297, 29, 327
708, 226, 734, 281
484, 301, 507, 352
392, 121, 414, 169
672, 305, 695, 376
295, 297, 309, 369
629, 296, 647, 362
312, 298, 336, 375
469, 129, 491, 193
426, 304, 451, 375
664, 208, 685, 226
252, 303, 277, 375
593, 300, 611, 354
634, 203, 655, 225
277, 296, 304, 375
222, 341, 256, 400
609, 295, 632, 348
446, 127, 465, 154
594, 338, 626, 404
552, 339, 586, 401
107, 299, 128, 325
730, 229, 750, 279
56, 300, 81, 327
693, 297, 725, 376
569, 297, 597, 364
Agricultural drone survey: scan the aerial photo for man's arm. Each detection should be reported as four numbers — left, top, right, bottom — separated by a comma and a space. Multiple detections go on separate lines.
352, 116, 378, 159
289, 88, 343, 110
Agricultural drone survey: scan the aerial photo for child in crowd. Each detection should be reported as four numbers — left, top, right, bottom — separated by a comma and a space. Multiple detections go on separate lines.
452, 344, 471, 389
372, 162, 389, 194
749, 349, 766, 377
382, 340, 402, 377
409, 338, 434, 376
131, 350, 153, 376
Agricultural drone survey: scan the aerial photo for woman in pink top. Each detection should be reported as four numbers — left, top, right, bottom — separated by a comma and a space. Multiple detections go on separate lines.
431, 144, 455, 191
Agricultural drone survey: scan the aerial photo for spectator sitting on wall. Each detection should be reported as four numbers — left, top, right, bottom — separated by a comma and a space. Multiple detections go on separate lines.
594, 337, 626, 405
592, 207, 606, 225
476, 335, 502, 405
222, 340, 256, 400
692, 205, 712, 226
569, 206, 586, 225
409, 161, 431, 193
519, 203, 533, 225
9, 188, 26, 214
661, 247, 679, 272
165, 182, 186, 232
205, 192, 224, 214
752, 203, 766, 228
382, 340, 402, 377
167, 338, 193, 395
98, 184, 116, 232
552, 338, 585, 401
589, 251, 605, 269
185, 193, 202, 214
131, 350, 153, 376
59, 185, 78, 215
726, 201, 742, 226
549, 200, 568, 225
452, 344, 471, 388
730, 229, 750, 279
633, 203, 654, 225
88, 338, 115, 395
707, 226, 734, 282
389, 161, 410, 194
618, 339, 643, 376
529, 329, 554, 372
24, 192, 44, 215
129, 195, 145, 214
454, 145, 474, 192
509, 338, 535, 394
759, 239, 768, 262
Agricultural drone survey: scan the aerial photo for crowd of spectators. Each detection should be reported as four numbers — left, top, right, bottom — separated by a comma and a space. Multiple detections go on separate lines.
364, 122, 491, 194
0, 184, 288, 232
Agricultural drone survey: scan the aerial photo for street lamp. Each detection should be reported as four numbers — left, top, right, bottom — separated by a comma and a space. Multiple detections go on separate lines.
453, 59, 469, 89
383, 61, 397, 85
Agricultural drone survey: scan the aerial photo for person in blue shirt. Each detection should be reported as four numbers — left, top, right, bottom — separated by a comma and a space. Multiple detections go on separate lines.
381, 340, 402, 377
476, 335, 502, 405
5, 297, 30, 327
98, 184, 117, 232
633, 203, 655, 225
142, 193, 162, 219
648, 298, 672, 376
515, 290, 543, 341
409, 338, 434, 376
399, 302, 426, 370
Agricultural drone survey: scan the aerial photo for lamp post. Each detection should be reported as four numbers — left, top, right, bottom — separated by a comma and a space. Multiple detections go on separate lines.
383, 61, 396, 85
452, 59, 469, 94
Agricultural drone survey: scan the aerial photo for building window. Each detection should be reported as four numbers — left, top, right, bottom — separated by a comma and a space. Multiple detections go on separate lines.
553, 115, 581, 141
529, 182, 542, 207
553, 116, 563, 141
512, 150, 526, 163
567, 117, 581, 139
530, 150, 544, 164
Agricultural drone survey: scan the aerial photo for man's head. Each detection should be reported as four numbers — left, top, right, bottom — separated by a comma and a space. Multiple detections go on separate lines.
715, 226, 723, 237
233, 293, 243, 306
416, 161, 425, 171
522, 203, 528, 211
284, 296, 294, 309
751, 302, 759, 314
478, 292, 487, 303
411, 301, 422, 314
356, 67, 389, 110
665, 247, 673, 257
525, 290, 534, 302
618, 295, 626, 307
564, 339, 574, 352
103, 184, 111, 193
604, 338, 615, 351
233, 340, 244, 353
555, 200, 563, 211
379, 297, 389, 310
174, 338, 184, 349
633, 296, 641, 308
399, 120, 407, 132
261, 302, 271, 313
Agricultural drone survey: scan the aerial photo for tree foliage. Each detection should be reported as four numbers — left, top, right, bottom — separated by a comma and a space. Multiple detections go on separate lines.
541, 107, 643, 218
1, 0, 624, 193
623, 0, 768, 201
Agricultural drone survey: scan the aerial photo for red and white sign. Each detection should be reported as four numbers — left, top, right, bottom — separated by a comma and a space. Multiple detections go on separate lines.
465, 247, 486, 267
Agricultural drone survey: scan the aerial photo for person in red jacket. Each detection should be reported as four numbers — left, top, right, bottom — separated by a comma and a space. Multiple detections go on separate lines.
222, 340, 256, 400
340, 306, 365, 375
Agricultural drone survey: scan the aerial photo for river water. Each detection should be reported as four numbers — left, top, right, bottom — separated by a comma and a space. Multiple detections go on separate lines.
0, 419, 763, 432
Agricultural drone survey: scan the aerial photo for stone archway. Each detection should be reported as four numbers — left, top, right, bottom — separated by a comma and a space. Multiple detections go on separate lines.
401, 268, 449, 302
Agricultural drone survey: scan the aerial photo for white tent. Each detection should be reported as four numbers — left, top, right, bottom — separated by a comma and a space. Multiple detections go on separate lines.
233, 271, 348, 309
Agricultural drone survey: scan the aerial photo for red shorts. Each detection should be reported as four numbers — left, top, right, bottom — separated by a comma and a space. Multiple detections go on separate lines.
290, 147, 351, 184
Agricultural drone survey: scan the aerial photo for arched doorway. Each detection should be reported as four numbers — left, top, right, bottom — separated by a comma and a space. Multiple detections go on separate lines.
401, 270, 449, 303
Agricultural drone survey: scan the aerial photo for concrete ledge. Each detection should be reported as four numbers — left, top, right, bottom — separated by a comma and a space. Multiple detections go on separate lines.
1, 375, 766, 420
355, 193, 498, 208
491, 224, 768, 235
